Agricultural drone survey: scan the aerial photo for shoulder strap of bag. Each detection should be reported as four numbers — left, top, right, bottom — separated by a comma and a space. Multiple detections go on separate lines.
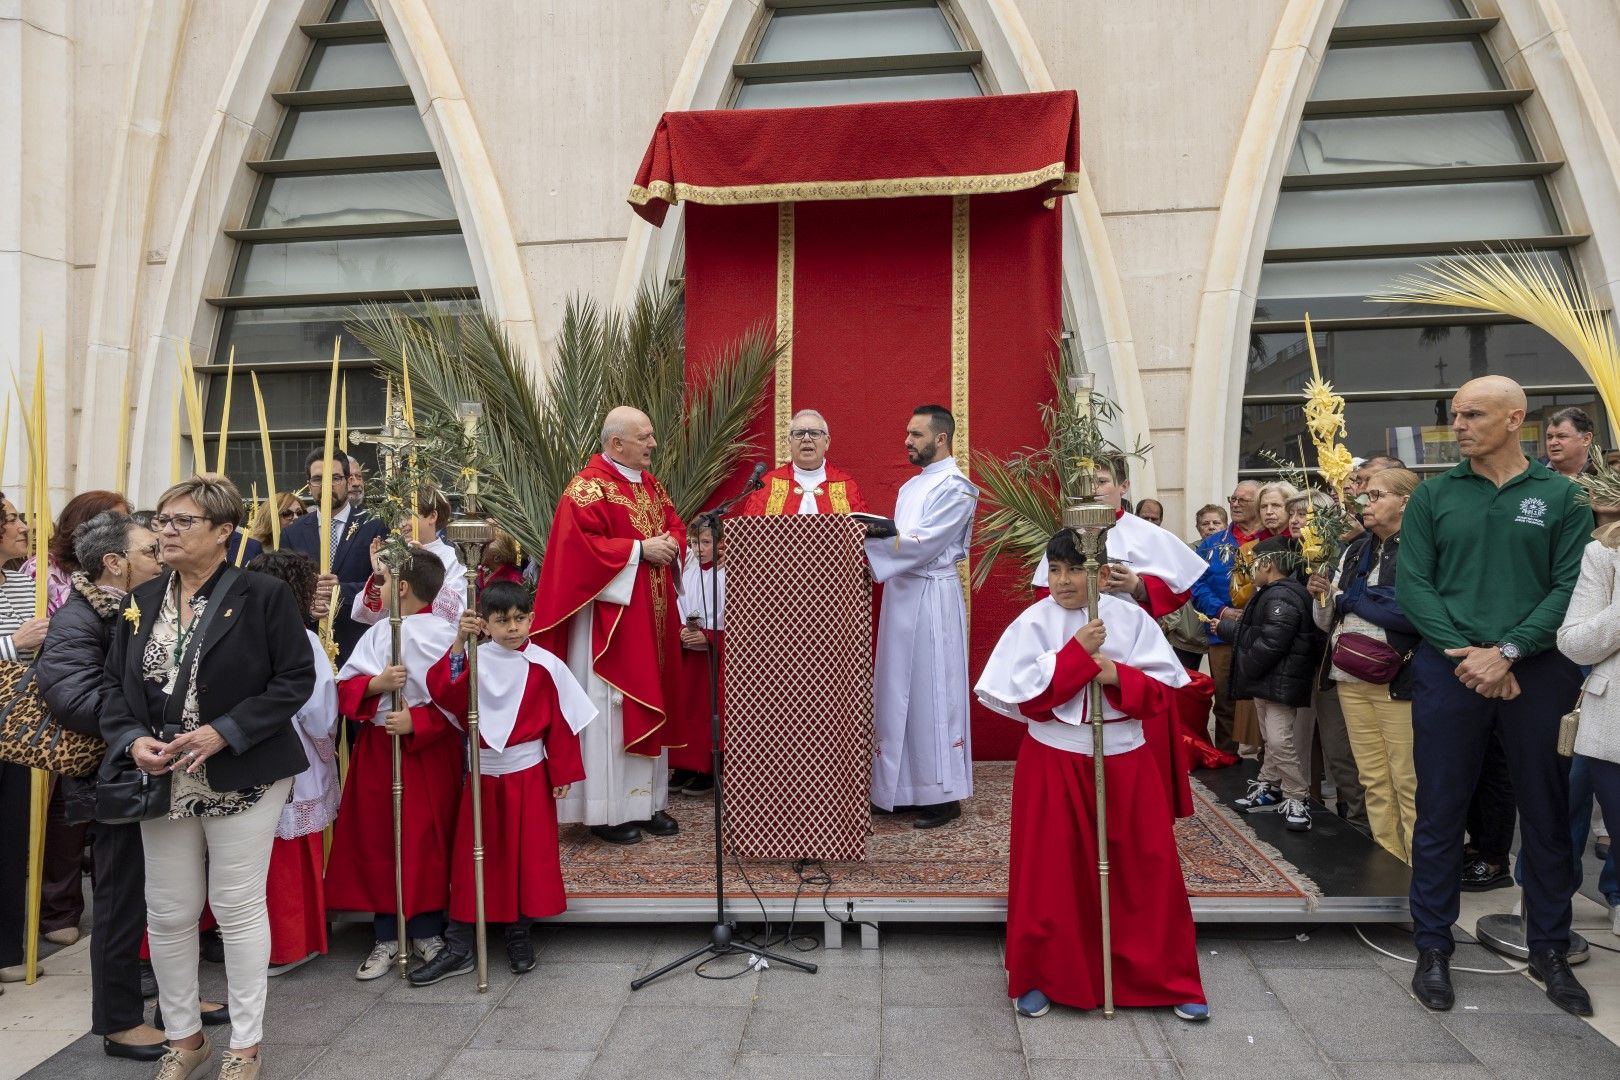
159, 567, 242, 737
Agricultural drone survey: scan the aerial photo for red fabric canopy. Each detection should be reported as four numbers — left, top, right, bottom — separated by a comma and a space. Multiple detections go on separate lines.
628, 91, 1079, 226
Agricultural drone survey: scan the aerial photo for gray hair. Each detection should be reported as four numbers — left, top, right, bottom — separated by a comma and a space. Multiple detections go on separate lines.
790, 409, 829, 434
73, 511, 139, 583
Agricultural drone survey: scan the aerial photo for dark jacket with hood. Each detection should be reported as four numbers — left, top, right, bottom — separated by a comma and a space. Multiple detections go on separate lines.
1218, 575, 1324, 707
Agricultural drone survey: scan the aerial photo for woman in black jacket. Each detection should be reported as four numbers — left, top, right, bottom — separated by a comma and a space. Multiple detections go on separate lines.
99, 476, 313, 1080
1217, 537, 1325, 832
36, 511, 172, 1059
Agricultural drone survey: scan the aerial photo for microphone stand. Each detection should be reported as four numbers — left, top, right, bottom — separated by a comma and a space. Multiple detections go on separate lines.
632, 472, 819, 989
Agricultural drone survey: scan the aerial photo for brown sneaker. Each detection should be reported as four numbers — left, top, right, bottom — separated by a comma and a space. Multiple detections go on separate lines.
154, 1037, 211, 1080
217, 1050, 261, 1080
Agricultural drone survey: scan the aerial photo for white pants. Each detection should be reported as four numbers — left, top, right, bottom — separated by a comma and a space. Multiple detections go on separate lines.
141, 777, 291, 1050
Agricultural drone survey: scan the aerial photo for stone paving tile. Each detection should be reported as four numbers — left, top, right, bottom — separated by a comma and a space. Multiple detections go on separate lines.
1331, 1064, 1495, 1080
537, 925, 667, 965
586, 1003, 750, 1075
1155, 1007, 1322, 1065
881, 962, 1009, 1007
881, 1005, 1022, 1057
1028, 1062, 1181, 1080
751, 951, 882, 1009
1441, 1011, 1620, 1073
1015, 1008, 1173, 1061
1177, 1064, 1336, 1080
1191, 946, 1284, 1011
727, 1053, 879, 1080
741, 997, 882, 1057
1240, 926, 1380, 970
256, 979, 393, 1045
876, 930, 1005, 968
501, 961, 641, 1007
1260, 967, 1476, 1063
877, 1051, 1031, 1080
437, 1048, 596, 1080
627, 956, 762, 1006
466, 999, 622, 1052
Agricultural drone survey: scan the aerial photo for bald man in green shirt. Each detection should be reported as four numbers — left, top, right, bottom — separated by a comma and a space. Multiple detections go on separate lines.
1398, 376, 1590, 1018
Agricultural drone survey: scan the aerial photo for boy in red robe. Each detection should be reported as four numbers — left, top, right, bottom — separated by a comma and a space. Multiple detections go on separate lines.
408, 581, 596, 984
325, 551, 460, 980
976, 529, 1210, 1022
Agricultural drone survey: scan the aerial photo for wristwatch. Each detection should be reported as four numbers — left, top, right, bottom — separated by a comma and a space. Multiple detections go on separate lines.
1498, 642, 1522, 663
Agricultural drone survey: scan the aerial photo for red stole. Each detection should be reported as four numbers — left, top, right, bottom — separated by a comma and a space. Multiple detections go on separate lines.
738, 462, 870, 516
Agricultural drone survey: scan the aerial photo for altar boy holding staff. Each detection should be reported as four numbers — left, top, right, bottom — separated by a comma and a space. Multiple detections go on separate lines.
976, 529, 1209, 1021
325, 551, 461, 980
408, 581, 596, 985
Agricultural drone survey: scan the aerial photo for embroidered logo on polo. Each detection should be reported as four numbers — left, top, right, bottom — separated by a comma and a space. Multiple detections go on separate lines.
1515, 496, 1549, 527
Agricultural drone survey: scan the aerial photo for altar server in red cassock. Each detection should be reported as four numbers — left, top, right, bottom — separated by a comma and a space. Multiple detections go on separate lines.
977, 528, 1210, 1022
739, 409, 869, 517
670, 522, 724, 795
245, 550, 340, 976
407, 581, 596, 985
325, 551, 461, 981
1031, 456, 1207, 619
532, 406, 687, 846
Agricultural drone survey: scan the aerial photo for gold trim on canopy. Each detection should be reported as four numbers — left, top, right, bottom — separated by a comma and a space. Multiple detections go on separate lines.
952, 195, 972, 620
629, 163, 1080, 212
775, 203, 795, 466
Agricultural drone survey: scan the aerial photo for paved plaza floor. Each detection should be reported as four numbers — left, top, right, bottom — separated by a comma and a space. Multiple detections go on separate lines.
9, 899, 1620, 1080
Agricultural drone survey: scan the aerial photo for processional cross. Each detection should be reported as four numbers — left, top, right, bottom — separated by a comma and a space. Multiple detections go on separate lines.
349, 384, 428, 980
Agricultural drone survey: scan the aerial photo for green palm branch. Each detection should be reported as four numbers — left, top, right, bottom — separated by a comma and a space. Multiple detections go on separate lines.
346, 284, 779, 557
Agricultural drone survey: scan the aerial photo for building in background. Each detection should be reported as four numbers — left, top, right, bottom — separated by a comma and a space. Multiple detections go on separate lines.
6, 0, 1620, 529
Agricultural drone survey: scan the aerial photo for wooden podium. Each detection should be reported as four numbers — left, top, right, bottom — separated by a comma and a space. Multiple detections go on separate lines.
720, 514, 873, 861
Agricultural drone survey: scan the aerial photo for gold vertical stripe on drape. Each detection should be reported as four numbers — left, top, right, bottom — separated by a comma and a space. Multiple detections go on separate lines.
775, 203, 795, 466
951, 195, 972, 618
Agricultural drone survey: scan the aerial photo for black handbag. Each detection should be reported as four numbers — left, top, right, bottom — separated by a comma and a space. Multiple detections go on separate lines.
95, 570, 239, 825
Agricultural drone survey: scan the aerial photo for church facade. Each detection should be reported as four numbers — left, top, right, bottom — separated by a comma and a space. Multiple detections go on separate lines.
5, 0, 1620, 529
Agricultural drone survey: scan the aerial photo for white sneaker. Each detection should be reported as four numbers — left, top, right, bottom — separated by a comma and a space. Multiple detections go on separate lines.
355, 941, 399, 981
1283, 798, 1311, 831
412, 936, 445, 964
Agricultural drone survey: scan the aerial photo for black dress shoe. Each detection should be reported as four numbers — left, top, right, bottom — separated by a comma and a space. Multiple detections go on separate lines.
1458, 859, 1512, 891
139, 960, 158, 1000
1411, 948, 1454, 1011
640, 810, 679, 837
913, 801, 961, 829
589, 822, 643, 845
668, 768, 698, 792
152, 1002, 230, 1030
102, 1036, 168, 1062
683, 774, 714, 795
408, 947, 473, 987
1528, 950, 1593, 1016
506, 929, 536, 974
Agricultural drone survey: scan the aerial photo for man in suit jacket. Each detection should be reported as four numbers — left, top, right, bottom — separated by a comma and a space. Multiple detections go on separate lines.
280, 450, 388, 665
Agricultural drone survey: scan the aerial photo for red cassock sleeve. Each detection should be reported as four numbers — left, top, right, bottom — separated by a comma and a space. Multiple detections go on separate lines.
738, 485, 769, 517
338, 673, 380, 724
1138, 574, 1191, 620
530, 483, 639, 657
1020, 638, 1101, 722
426, 651, 469, 722
538, 675, 587, 788
335, 671, 455, 754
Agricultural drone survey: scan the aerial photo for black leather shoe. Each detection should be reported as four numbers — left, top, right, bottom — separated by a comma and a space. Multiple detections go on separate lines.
668, 768, 698, 792
102, 1036, 168, 1062
683, 774, 714, 795
589, 822, 643, 845
408, 947, 473, 987
640, 810, 679, 837
1528, 950, 1593, 1016
1411, 948, 1454, 1011
914, 801, 962, 829
152, 1002, 230, 1030
1458, 859, 1512, 891
506, 929, 536, 974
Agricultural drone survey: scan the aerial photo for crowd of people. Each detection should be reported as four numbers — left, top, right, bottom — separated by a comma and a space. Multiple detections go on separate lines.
2, 376, 1618, 1077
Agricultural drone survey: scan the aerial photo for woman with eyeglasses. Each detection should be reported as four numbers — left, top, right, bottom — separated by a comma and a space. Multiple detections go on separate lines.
99, 475, 315, 1080
1306, 468, 1423, 863
246, 492, 306, 551
34, 511, 173, 1060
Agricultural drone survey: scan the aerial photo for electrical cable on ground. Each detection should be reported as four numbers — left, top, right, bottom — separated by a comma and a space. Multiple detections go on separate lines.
1353, 924, 1527, 974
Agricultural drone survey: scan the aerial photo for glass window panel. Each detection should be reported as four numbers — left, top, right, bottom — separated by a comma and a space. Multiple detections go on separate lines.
1268, 179, 1555, 249
248, 169, 455, 228
1255, 251, 1569, 320
230, 234, 475, 296
297, 40, 403, 91
1311, 41, 1501, 100
326, 0, 376, 22
274, 105, 431, 159
1338, 0, 1469, 25
1240, 392, 1606, 472
215, 301, 474, 368
735, 69, 981, 109
753, 4, 960, 63
1287, 110, 1531, 175
205, 368, 386, 432
1246, 322, 1589, 396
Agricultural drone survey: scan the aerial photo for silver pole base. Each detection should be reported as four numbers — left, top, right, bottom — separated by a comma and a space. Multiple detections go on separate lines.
1474, 913, 1590, 964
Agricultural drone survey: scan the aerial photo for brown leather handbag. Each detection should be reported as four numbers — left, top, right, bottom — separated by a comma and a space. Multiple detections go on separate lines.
0, 659, 104, 777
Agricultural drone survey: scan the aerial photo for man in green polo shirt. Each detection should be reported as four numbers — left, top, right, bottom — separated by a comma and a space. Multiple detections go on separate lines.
1398, 376, 1590, 1017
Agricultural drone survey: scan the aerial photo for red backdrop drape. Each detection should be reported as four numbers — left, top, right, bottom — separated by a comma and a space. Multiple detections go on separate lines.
631, 91, 1078, 759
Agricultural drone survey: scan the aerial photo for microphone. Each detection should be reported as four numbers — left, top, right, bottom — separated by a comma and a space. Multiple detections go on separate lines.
746, 461, 768, 490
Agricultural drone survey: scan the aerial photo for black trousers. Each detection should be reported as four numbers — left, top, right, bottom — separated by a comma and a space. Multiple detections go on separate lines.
90, 821, 148, 1035
41, 784, 88, 933
0, 762, 27, 968
1410, 644, 1581, 955
1465, 729, 1516, 864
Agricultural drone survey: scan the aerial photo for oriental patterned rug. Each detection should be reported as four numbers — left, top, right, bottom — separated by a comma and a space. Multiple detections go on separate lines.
559, 762, 1319, 903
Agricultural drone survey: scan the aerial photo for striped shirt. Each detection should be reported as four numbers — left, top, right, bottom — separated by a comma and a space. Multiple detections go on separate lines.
0, 569, 39, 661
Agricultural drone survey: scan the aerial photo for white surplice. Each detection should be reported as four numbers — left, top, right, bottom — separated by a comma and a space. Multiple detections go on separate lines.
678, 552, 724, 630
349, 536, 467, 627
864, 456, 980, 811
277, 630, 341, 840
1030, 510, 1208, 593
556, 457, 675, 827
975, 594, 1190, 758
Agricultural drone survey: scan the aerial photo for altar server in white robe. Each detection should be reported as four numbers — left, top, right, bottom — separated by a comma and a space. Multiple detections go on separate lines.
353, 486, 467, 627
866, 405, 980, 829
1030, 457, 1208, 619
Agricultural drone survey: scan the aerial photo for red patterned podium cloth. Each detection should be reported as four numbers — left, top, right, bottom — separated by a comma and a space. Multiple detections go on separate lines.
721, 515, 872, 861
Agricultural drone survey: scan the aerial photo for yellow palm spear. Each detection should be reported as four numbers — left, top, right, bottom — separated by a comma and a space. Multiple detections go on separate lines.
1372, 248, 1620, 435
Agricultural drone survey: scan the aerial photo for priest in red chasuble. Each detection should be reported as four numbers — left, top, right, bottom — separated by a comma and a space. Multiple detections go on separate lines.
532, 406, 686, 846
739, 408, 869, 516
